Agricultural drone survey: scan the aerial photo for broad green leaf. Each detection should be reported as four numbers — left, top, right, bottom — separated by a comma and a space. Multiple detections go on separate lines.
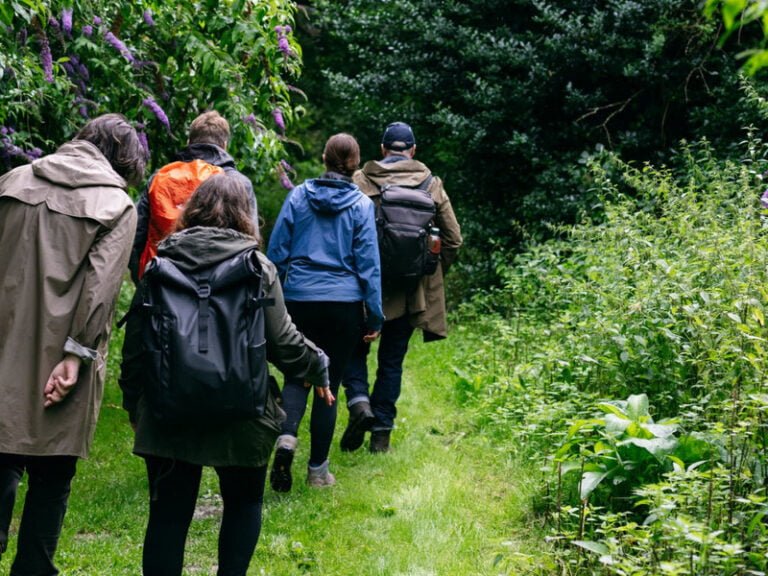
645, 423, 677, 438
572, 540, 610, 555
604, 414, 631, 435
620, 437, 678, 461
626, 394, 650, 421
597, 403, 628, 419
580, 470, 609, 500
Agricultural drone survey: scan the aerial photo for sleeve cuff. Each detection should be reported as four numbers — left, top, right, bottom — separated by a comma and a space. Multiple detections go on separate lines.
64, 337, 98, 365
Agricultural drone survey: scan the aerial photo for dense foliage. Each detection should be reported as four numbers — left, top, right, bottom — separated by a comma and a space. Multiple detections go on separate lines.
299, 0, 759, 288
456, 140, 768, 574
0, 0, 302, 188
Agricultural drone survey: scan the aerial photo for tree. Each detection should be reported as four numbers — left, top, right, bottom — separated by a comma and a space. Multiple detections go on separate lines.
0, 0, 303, 187
298, 0, 755, 286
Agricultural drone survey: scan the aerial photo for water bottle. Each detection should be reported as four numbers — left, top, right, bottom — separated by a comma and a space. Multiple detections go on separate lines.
428, 227, 441, 255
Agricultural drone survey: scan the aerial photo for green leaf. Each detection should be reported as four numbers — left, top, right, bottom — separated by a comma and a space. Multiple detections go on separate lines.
626, 394, 650, 421
597, 403, 628, 419
580, 470, 609, 500
619, 437, 678, 461
572, 540, 610, 555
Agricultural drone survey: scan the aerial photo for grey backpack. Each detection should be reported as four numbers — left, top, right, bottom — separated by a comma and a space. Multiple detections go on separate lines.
377, 175, 439, 289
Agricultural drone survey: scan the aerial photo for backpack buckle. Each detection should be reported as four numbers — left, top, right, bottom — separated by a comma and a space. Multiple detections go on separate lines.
198, 283, 211, 298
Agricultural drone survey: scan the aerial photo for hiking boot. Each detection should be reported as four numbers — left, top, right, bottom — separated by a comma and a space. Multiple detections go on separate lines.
340, 401, 375, 452
307, 460, 336, 488
369, 429, 391, 453
270, 435, 297, 493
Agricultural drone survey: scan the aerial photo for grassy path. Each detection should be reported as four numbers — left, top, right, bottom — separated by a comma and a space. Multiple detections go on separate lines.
5, 316, 546, 575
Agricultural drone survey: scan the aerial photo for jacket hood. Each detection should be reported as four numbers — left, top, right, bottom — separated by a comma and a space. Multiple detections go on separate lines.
359, 157, 432, 189
157, 226, 259, 271
303, 177, 364, 214
177, 143, 236, 169
31, 140, 126, 189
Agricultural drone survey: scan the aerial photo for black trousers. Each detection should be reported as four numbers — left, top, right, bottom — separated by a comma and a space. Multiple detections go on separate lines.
280, 301, 364, 466
142, 456, 267, 576
0, 453, 78, 576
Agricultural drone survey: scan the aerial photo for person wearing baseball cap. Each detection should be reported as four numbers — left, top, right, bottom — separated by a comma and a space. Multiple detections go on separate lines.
339, 121, 463, 454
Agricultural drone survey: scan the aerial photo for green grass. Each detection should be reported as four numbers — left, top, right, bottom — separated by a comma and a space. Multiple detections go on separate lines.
3, 283, 548, 574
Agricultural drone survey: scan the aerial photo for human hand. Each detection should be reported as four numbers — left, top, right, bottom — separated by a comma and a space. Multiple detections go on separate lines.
315, 386, 335, 406
363, 330, 380, 343
44, 354, 82, 408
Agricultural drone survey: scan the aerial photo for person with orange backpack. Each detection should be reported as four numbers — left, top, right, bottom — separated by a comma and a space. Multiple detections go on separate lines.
128, 110, 257, 283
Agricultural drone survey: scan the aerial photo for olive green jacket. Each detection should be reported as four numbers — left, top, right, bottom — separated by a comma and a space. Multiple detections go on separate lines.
123, 226, 328, 467
353, 157, 462, 339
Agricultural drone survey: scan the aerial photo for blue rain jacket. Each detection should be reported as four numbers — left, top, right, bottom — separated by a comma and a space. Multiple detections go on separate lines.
267, 177, 384, 330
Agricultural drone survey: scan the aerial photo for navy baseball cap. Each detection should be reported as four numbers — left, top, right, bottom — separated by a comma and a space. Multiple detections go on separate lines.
381, 122, 415, 151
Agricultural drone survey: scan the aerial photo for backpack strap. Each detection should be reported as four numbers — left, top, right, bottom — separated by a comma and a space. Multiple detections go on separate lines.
197, 278, 211, 353
417, 175, 434, 192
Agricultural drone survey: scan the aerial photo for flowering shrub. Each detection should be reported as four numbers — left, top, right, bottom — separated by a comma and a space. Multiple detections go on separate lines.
0, 0, 303, 189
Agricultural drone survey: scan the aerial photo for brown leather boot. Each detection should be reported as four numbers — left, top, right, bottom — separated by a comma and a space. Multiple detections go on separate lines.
369, 429, 391, 453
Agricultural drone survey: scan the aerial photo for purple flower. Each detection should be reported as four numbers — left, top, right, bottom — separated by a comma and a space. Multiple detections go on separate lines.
278, 36, 291, 56
82, 24, 93, 37
104, 31, 135, 63
0, 127, 7, 136
280, 159, 294, 173
93, 16, 102, 25
279, 172, 294, 190
48, 17, 60, 30
79, 106, 89, 118
62, 9, 73, 35
143, 9, 155, 27
137, 131, 150, 156
272, 108, 285, 132
39, 33, 54, 82
143, 97, 171, 131
18, 28, 28, 44
243, 113, 257, 126
26, 147, 43, 159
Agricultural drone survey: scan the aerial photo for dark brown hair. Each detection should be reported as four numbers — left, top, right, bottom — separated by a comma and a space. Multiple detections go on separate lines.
188, 111, 230, 149
176, 174, 258, 240
323, 133, 360, 177
75, 113, 147, 186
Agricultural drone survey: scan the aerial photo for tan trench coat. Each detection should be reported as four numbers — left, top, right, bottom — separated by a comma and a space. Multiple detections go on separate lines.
353, 157, 462, 340
0, 140, 137, 458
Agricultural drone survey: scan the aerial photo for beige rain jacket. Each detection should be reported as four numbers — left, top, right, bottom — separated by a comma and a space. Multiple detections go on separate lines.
0, 140, 137, 458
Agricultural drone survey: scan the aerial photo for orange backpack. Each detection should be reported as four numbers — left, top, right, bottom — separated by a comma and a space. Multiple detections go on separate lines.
138, 159, 224, 278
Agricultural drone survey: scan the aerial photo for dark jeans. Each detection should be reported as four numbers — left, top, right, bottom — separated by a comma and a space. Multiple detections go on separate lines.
0, 453, 78, 576
342, 315, 416, 430
142, 456, 267, 576
280, 301, 364, 466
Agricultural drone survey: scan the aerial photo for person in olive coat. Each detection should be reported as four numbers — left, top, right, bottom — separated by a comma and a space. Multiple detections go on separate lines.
119, 173, 332, 576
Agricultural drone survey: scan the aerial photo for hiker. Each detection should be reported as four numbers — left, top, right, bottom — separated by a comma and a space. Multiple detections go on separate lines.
119, 173, 332, 576
340, 121, 462, 453
0, 114, 145, 575
128, 109, 257, 283
266, 133, 383, 491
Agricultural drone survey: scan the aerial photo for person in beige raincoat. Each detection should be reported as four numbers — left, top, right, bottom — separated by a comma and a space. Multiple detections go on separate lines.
0, 114, 145, 576
340, 122, 463, 454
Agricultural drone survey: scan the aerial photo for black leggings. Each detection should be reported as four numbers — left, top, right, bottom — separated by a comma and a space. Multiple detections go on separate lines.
142, 456, 267, 576
280, 301, 364, 466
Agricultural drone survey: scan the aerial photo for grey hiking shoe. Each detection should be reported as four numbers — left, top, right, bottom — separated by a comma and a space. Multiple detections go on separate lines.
369, 429, 391, 453
307, 460, 336, 488
340, 400, 375, 452
270, 435, 297, 493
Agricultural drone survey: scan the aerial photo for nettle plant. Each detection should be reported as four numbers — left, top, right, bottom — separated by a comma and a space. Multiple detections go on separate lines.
555, 394, 696, 506
0, 0, 303, 188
